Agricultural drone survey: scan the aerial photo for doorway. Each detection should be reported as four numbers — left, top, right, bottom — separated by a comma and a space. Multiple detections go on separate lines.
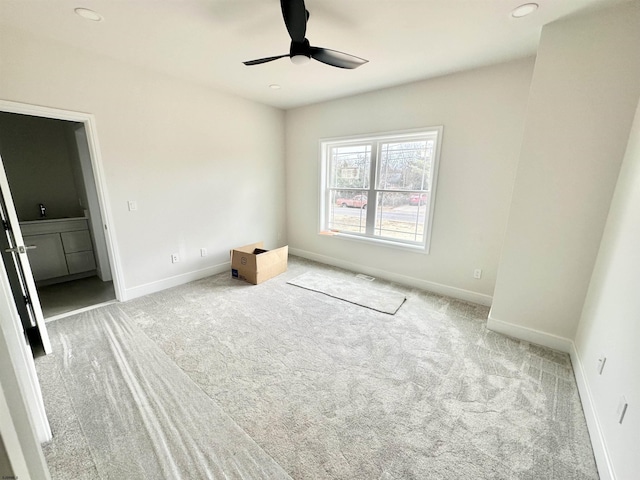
0, 101, 122, 330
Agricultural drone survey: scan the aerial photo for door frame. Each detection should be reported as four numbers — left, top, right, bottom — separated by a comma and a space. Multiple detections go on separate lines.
0, 100, 124, 303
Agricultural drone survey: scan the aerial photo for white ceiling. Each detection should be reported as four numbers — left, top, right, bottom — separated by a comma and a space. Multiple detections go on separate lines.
0, 0, 626, 109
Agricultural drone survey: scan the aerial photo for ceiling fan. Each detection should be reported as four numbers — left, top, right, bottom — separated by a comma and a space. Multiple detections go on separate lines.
243, 0, 368, 69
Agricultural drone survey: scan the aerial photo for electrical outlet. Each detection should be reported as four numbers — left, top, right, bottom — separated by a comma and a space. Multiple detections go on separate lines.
617, 396, 628, 424
171, 253, 179, 263
200, 248, 207, 257
597, 356, 607, 375
473, 269, 482, 279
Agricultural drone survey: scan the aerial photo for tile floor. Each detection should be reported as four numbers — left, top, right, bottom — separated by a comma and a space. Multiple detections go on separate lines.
37, 276, 115, 319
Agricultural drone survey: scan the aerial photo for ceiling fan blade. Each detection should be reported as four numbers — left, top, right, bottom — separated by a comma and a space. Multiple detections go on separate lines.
309, 47, 368, 69
280, 0, 307, 43
243, 54, 290, 66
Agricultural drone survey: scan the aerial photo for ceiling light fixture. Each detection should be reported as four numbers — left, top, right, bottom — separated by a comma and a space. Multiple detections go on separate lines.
290, 55, 311, 66
511, 3, 538, 18
74, 7, 103, 22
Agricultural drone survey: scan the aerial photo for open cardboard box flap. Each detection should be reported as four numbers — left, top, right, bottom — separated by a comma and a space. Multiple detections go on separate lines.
230, 241, 288, 285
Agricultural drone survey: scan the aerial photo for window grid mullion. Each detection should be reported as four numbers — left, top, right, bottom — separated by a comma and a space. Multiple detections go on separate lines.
365, 141, 378, 235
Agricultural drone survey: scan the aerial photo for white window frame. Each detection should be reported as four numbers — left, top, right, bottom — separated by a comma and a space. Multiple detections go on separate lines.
319, 126, 443, 253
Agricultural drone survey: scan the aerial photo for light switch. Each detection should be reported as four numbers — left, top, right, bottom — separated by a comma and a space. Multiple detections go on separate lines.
128, 200, 137, 211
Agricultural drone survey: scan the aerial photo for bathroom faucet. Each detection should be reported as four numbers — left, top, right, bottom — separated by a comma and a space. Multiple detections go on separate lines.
39, 203, 46, 218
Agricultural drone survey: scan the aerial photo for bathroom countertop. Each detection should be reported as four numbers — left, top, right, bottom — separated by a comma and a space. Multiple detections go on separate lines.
19, 216, 88, 225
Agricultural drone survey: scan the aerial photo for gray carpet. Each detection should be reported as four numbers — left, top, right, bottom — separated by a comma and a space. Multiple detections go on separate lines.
36, 256, 599, 479
37, 307, 291, 479
287, 271, 406, 314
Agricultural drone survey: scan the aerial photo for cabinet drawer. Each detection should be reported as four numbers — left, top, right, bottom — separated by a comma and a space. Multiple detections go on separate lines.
61, 230, 93, 253
65, 251, 96, 275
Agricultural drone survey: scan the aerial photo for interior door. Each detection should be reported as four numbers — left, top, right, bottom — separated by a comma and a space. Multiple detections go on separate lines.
0, 154, 51, 354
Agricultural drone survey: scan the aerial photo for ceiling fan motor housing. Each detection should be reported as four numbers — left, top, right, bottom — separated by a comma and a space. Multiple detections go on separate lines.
290, 39, 311, 59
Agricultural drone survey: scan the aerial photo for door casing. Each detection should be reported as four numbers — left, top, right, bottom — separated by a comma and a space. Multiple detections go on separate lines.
0, 100, 124, 303
0, 100, 123, 446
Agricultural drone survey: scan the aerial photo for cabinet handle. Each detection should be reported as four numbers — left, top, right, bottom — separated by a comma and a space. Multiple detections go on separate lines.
4, 245, 37, 254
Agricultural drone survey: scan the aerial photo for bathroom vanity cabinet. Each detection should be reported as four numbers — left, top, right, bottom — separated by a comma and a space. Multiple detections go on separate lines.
20, 217, 97, 283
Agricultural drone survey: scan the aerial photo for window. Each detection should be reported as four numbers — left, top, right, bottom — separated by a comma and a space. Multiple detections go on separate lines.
320, 127, 442, 251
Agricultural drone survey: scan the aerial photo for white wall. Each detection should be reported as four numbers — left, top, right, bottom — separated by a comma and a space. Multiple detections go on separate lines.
0, 26, 286, 298
66, 123, 113, 281
285, 58, 534, 304
573, 97, 640, 480
489, 2, 640, 346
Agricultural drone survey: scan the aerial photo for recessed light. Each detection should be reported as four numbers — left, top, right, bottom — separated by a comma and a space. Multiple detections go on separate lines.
269, 84, 281, 90
74, 8, 103, 22
511, 3, 538, 18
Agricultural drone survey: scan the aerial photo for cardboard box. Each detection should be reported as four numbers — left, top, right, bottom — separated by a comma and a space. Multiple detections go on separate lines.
230, 241, 288, 285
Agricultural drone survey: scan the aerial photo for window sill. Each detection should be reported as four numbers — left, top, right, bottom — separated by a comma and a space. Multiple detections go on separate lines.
319, 230, 429, 254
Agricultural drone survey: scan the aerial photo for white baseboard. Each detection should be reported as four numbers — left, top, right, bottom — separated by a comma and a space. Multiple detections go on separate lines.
570, 343, 615, 480
486, 314, 573, 353
122, 262, 230, 301
289, 247, 493, 306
